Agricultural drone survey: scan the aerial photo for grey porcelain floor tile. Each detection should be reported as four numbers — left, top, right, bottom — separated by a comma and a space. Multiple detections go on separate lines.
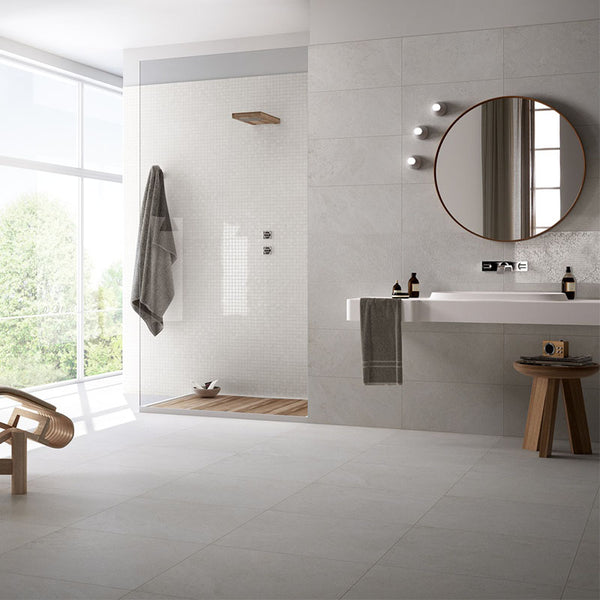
0, 572, 127, 600
140, 544, 369, 600
380, 429, 500, 449
352, 442, 488, 469
472, 449, 600, 482
272, 482, 439, 525
28, 461, 181, 497
0, 527, 202, 590
582, 504, 599, 544
241, 436, 367, 461
562, 585, 600, 599
216, 509, 409, 563
342, 564, 562, 599
0, 519, 58, 554
319, 460, 467, 497
380, 525, 578, 587
419, 496, 589, 542
121, 591, 194, 600
143, 471, 306, 509
73, 496, 260, 543
199, 453, 345, 483
0, 489, 129, 527
447, 469, 599, 508
101, 443, 234, 473
566, 541, 600, 592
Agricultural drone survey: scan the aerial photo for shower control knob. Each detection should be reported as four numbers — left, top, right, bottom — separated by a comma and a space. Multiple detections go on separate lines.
263, 246, 273, 255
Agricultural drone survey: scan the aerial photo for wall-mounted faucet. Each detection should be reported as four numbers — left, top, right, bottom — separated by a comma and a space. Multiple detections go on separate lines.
482, 261, 528, 273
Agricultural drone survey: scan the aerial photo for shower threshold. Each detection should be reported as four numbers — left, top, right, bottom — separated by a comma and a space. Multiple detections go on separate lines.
149, 394, 308, 417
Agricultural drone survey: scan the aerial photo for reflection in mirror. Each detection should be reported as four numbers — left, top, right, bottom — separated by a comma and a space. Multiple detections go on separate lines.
434, 97, 585, 242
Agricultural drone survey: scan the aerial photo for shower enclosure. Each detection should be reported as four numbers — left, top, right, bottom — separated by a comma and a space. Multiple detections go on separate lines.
123, 55, 308, 419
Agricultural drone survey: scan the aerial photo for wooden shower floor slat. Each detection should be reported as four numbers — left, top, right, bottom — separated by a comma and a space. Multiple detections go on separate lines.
153, 394, 308, 416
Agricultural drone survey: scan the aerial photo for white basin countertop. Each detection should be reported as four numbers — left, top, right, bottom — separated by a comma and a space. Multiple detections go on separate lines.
346, 293, 600, 326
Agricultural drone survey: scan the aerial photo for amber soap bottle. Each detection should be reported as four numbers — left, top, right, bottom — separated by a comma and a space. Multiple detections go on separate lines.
392, 280, 402, 298
408, 273, 420, 298
562, 266, 576, 300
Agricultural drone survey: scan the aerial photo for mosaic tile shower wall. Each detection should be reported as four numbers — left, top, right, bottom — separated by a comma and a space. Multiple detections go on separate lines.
124, 73, 307, 403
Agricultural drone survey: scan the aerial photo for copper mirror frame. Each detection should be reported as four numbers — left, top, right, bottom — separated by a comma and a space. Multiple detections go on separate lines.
433, 96, 586, 243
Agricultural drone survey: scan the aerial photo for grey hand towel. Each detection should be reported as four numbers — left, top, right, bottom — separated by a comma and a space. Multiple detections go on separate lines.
131, 165, 177, 336
360, 298, 402, 385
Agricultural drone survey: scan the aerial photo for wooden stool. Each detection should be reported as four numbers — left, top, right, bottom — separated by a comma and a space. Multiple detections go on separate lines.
513, 362, 599, 458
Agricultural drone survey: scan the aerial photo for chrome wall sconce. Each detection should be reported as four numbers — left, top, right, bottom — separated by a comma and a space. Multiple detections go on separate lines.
431, 102, 447, 116
407, 156, 422, 169
412, 125, 429, 139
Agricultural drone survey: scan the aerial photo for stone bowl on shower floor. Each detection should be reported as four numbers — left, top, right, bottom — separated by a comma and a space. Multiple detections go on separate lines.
193, 386, 221, 398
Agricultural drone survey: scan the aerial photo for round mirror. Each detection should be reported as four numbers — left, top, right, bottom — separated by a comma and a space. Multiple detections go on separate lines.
434, 96, 585, 242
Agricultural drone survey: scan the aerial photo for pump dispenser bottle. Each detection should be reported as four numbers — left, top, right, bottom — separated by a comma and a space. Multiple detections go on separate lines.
562, 267, 576, 299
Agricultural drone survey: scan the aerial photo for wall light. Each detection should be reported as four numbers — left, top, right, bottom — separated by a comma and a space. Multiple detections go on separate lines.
431, 102, 447, 116
407, 156, 422, 169
412, 125, 429, 139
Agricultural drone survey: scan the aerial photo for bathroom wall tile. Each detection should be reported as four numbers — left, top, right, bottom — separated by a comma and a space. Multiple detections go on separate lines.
577, 124, 599, 179
308, 328, 362, 378
549, 325, 600, 338
308, 38, 402, 92
553, 176, 599, 233
309, 185, 402, 236
401, 183, 505, 295
308, 376, 402, 427
503, 384, 600, 442
401, 79, 503, 136
309, 87, 403, 139
401, 381, 503, 435
308, 278, 393, 330
403, 331, 504, 384
403, 322, 503, 334
504, 231, 600, 285
504, 72, 600, 127
309, 136, 403, 186
402, 29, 502, 85
308, 230, 401, 285
503, 20, 599, 78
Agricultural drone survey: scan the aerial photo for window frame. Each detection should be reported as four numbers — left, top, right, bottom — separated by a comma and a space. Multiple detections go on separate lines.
0, 53, 123, 388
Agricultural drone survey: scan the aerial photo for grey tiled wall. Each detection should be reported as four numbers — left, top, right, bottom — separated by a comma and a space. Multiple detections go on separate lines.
307, 19, 600, 438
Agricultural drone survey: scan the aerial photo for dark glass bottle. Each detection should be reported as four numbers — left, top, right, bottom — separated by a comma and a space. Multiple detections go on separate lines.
562, 266, 576, 300
408, 273, 420, 298
392, 280, 402, 298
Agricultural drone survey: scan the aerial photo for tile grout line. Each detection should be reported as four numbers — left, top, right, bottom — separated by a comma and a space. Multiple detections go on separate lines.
559, 486, 599, 599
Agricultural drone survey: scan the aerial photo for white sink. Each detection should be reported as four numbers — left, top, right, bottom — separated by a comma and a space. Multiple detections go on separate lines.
346, 294, 599, 325
429, 291, 567, 302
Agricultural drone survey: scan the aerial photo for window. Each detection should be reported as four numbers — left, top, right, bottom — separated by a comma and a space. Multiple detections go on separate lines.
532, 102, 561, 235
0, 55, 122, 388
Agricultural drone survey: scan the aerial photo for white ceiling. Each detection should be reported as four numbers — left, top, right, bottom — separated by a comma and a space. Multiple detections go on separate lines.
0, 0, 309, 76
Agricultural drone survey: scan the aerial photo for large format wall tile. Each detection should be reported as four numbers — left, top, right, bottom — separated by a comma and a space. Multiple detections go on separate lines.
403, 331, 504, 384
308, 375, 402, 427
504, 72, 599, 127
401, 381, 503, 435
307, 17, 600, 432
309, 87, 402, 139
402, 29, 502, 85
308, 329, 362, 378
309, 39, 402, 92
401, 79, 503, 136
503, 20, 599, 78
309, 136, 403, 186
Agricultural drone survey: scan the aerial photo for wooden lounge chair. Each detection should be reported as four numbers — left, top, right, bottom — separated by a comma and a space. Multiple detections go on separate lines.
0, 386, 74, 494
